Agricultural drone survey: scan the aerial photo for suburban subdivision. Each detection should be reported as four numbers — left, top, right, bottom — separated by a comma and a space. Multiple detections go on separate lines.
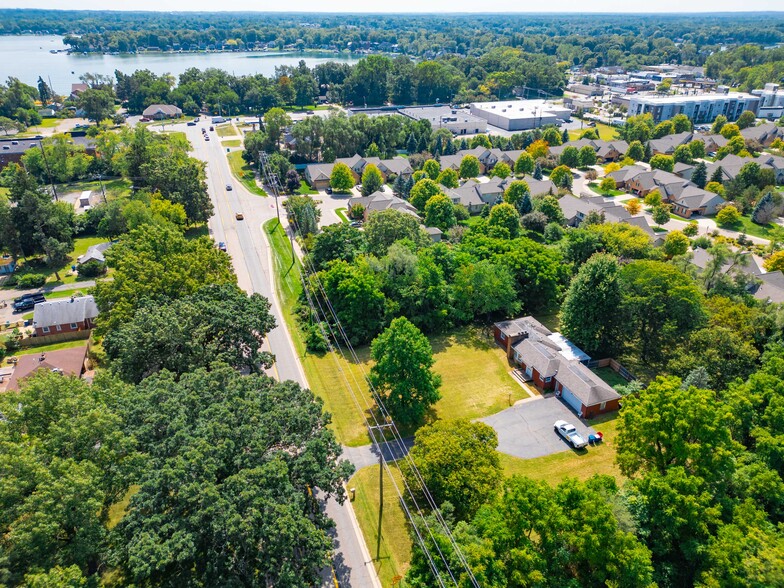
1, 7, 784, 588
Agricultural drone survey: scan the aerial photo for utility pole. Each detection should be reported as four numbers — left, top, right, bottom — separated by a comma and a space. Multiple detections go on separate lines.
96, 174, 107, 203
377, 450, 384, 560
38, 140, 58, 201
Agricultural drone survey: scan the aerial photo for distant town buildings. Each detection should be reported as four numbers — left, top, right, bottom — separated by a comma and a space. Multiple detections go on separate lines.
628, 92, 760, 124
398, 106, 488, 135
753, 83, 784, 120
469, 99, 572, 131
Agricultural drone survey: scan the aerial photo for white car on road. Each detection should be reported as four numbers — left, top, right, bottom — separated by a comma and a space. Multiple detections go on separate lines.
554, 420, 588, 449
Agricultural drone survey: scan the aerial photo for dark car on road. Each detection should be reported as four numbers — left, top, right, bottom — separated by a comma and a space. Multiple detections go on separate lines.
13, 293, 46, 312
218, 242, 227, 252
226, 184, 233, 191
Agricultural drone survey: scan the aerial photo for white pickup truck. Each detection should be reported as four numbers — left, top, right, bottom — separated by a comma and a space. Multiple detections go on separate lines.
554, 420, 588, 449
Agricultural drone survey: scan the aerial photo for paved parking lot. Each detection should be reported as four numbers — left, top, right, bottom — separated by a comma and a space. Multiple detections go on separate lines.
481, 396, 596, 459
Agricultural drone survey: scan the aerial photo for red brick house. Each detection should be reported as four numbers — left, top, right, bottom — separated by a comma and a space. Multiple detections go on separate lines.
6, 343, 88, 391
32, 295, 99, 338
493, 316, 621, 418
553, 360, 622, 419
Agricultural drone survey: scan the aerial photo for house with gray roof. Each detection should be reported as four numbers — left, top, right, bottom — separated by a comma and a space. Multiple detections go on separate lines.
551, 139, 630, 163
142, 104, 183, 119
553, 361, 622, 418
32, 295, 99, 338
347, 190, 419, 221
512, 338, 562, 389
648, 132, 693, 156
753, 271, 784, 303
741, 122, 782, 146
77, 242, 112, 265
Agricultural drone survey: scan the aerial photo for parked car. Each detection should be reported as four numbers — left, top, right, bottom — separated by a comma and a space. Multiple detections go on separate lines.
226, 184, 233, 191
218, 241, 227, 252
209, 126, 214, 131
187, 121, 196, 126
349, 221, 362, 228
554, 420, 588, 449
325, 187, 333, 194
13, 293, 46, 312
140, 117, 151, 122
235, 212, 244, 220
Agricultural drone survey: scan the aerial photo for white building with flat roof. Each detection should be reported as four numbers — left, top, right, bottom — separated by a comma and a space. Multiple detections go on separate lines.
628, 92, 760, 124
469, 99, 572, 131
399, 106, 487, 135
753, 83, 784, 120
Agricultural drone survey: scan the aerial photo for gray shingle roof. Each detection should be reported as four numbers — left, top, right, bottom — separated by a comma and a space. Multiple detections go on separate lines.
33, 295, 99, 329
556, 360, 621, 407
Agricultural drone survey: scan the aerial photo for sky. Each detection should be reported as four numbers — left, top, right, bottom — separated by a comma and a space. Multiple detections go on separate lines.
7, 0, 784, 13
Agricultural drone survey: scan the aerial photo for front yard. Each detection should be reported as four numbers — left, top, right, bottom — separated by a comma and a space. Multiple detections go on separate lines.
717, 214, 779, 240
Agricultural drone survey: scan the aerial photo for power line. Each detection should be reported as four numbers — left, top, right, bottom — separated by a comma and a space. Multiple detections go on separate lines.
262, 162, 481, 587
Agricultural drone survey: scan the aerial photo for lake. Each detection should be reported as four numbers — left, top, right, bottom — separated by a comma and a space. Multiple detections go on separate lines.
0, 35, 360, 95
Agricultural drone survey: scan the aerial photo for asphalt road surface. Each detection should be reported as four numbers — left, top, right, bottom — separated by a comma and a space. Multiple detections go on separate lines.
181, 123, 381, 588
481, 396, 597, 459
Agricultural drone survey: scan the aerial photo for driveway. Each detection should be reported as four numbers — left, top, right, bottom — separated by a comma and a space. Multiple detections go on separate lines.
481, 396, 595, 459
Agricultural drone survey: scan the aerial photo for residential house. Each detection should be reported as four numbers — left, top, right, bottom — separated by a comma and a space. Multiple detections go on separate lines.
304, 155, 414, 190
0, 256, 15, 275
69, 83, 88, 100
493, 316, 620, 418
6, 343, 89, 392
741, 122, 782, 147
553, 360, 622, 419
550, 139, 630, 163
425, 226, 443, 242
78, 242, 111, 265
443, 175, 556, 215
610, 166, 724, 217
702, 153, 784, 185
347, 190, 419, 221
753, 271, 784, 303
377, 157, 413, 181
32, 295, 99, 338
142, 104, 183, 119
304, 162, 338, 190
648, 132, 693, 156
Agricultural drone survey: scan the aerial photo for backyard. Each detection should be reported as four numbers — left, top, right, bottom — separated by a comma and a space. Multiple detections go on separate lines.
57, 178, 132, 201
227, 150, 267, 196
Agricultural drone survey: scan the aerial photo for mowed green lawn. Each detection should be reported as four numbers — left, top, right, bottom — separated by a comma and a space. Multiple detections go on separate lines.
568, 122, 618, 142
264, 219, 527, 446
227, 151, 267, 196
349, 465, 411, 588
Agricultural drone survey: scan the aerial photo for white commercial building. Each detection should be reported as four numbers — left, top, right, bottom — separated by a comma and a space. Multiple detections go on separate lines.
627, 92, 760, 124
753, 83, 784, 120
399, 106, 487, 135
469, 99, 572, 131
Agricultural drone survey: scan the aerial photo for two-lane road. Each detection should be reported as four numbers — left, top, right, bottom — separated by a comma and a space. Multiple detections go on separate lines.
180, 122, 380, 588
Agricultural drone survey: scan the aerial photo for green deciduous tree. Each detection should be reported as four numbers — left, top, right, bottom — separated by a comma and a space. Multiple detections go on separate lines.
716, 204, 741, 226
93, 223, 235, 331
626, 140, 645, 161
451, 259, 520, 323
77, 88, 115, 124
662, 230, 690, 258
409, 178, 444, 211
514, 151, 535, 175
620, 261, 706, 362
363, 209, 429, 257
424, 194, 457, 232
487, 202, 521, 239
368, 317, 441, 426
114, 366, 352, 588
402, 420, 501, 522
104, 284, 276, 383
578, 145, 597, 167
285, 194, 321, 236
459, 155, 480, 179
307, 222, 366, 271
360, 163, 384, 196
422, 159, 441, 180
649, 154, 674, 172
559, 145, 580, 168
560, 253, 625, 357
330, 162, 354, 192
436, 168, 459, 189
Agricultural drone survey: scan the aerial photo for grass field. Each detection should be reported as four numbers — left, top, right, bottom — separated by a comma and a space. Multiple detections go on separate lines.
58, 178, 131, 201
568, 122, 618, 142
335, 208, 349, 223
216, 124, 238, 137
222, 139, 242, 147
349, 465, 411, 588
499, 414, 622, 484
227, 151, 267, 197
264, 219, 528, 446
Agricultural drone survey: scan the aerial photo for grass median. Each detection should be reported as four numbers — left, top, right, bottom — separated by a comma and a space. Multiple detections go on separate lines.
227, 151, 267, 197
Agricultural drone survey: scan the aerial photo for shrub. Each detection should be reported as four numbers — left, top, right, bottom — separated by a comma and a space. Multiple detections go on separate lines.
716, 205, 741, 226
77, 259, 107, 278
17, 273, 46, 289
